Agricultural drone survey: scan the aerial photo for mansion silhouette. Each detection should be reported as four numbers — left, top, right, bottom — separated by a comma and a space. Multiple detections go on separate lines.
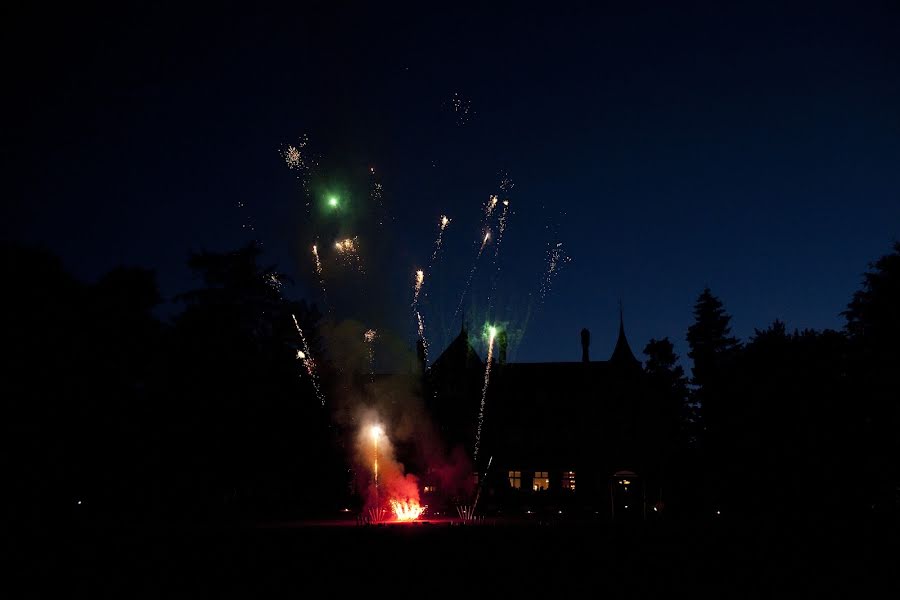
419, 313, 679, 519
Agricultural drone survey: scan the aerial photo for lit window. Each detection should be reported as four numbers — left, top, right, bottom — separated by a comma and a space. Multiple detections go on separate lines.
533, 471, 549, 491
423, 485, 436, 494
508, 470, 521, 489
561, 471, 576, 491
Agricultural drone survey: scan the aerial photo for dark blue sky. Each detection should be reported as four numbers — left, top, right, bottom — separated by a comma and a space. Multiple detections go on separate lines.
4, 2, 899, 364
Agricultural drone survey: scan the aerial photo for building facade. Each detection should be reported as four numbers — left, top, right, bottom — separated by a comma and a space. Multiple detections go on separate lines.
422, 316, 673, 518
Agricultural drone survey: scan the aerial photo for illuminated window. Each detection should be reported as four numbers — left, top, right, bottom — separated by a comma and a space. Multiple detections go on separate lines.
508, 470, 521, 489
561, 471, 576, 491
533, 471, 549, 491
423, 485, 436, 494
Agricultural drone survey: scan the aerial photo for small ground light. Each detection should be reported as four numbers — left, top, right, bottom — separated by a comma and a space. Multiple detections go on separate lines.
77, 500, 82, 505
653, 507, 658, 512
716, 510, 721, 515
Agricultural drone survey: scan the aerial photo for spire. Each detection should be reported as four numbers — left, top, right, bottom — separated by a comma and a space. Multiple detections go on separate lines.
610, 303, 640, 366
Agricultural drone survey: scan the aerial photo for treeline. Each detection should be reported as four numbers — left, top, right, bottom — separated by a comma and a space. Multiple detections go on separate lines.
641, 243, 899, 520
3, 242, 344, 526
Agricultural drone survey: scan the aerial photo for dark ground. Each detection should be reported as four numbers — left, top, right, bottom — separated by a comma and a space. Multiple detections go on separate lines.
15, 515, 899, 597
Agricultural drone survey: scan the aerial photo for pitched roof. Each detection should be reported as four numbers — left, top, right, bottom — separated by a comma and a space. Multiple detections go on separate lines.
609, 309, 641, 367
430, 322, 483, 372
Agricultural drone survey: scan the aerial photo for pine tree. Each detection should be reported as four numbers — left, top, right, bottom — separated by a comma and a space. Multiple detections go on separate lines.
686, 288, 740, 388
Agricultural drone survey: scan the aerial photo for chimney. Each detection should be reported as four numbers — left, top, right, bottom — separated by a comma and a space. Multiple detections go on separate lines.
498, 330, 508, 365
581, 328, 590, 362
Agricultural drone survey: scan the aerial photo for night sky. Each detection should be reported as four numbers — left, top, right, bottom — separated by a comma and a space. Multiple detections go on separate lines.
4, 2, 899, 364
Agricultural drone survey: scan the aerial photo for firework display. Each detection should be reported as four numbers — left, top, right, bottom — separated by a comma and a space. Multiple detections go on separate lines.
473, 325, 498, 464
269, 131, 573, 523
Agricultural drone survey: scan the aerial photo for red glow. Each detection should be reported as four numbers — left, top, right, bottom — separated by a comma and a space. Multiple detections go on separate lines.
390, 499, 424, 521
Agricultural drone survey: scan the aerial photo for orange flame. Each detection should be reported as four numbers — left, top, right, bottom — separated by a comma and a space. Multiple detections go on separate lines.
390, 499, 424, 521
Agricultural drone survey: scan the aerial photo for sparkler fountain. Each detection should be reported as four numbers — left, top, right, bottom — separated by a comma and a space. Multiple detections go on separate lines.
473, 325, 498, 464
370, 424, 383, 521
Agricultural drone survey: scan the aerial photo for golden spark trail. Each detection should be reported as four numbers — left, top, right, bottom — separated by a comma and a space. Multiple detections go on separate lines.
473, 326, 497, 464
495, 201, 510, 257
411, 269, 430, 365
453, 229, 491, 321
485, 194, 499, 218
280, 134, 315, 215
364, 329, 377, 380
370, 424, 383, 518
416, 310, 428, 364
412, 269, 425, 307
370, 167, 389, 226
311, 244, 332, 314
430, 215, 451, 263
292, 313, 325, 406
487, 200, 511, 315
539, 242, 572, 302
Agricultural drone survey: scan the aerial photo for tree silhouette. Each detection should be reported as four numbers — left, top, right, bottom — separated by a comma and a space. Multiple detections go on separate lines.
686, 288, 740, 448
686, 288, 740, 388
168, 243, 337, 520
643, 337, 697, 511
2, 242, 167, 523
643, 337, 692, 450
843, 241, 900, 514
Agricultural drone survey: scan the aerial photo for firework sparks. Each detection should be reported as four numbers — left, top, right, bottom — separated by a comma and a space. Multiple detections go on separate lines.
283, 145, 302, 169
487, 199, 512, 315
265, 272, 283, 293
334, 236, 364, 272
335, 237, 356, 252
430, 215, 452, 263
453, 227, 492, 320
390, 499, 425, 521
236, 200, 257, 238
412, 269, 425, 307
364, 329, 377, 378
279, 135, 316, 214
370, 424, 382, 493
407, 268, 431, 366
416, 310, 428, 364
473, 325, 498, 463
370, 167, 390, 226
312, 244, 323, 276
485, 195, 499, 218
451, 92, 473, 125
292, 314, 325, 406
311, 244, 332, 314
539, 242, 572, 301
416, 311, 426, 340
